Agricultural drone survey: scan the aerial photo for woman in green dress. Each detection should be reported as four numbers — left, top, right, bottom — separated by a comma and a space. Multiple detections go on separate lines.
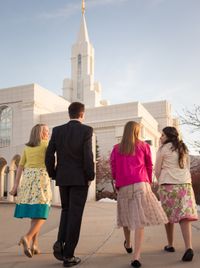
10, 124, 52, 258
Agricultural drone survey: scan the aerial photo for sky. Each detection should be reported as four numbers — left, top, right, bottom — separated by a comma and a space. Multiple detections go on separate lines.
0, 0, 200, 151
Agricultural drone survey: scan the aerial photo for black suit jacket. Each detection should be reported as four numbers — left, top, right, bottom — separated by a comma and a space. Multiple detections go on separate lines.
45, 120, 95, 186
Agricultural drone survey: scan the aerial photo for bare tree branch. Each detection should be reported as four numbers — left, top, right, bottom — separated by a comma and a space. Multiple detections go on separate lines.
180, 105, 200, 129
179, 105, 200, 148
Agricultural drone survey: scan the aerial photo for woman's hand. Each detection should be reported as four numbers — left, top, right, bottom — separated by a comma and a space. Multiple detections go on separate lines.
9, 165, 23, 196
9, 186, 17, 196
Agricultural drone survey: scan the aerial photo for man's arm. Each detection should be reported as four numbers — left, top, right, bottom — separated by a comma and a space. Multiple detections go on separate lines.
83, 127, 95, 182
45, 128, 57, 179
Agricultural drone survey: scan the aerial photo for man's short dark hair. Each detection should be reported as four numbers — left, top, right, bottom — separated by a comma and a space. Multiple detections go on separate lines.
68, 102, 85, 119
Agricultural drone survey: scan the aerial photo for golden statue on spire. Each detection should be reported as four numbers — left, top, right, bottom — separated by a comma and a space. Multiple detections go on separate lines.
82, 0, 85, 15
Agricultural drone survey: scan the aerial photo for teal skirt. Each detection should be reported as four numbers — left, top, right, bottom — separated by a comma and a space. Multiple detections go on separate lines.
14, 204, 50, 219
14, 168, 52, 219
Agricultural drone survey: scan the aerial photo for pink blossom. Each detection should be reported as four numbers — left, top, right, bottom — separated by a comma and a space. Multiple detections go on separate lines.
187, 199, 193, 207
166, 199, 175, 207
179, 189, 187, 198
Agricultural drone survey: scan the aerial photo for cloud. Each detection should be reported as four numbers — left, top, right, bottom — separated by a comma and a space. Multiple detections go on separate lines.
38, 3, 80, 19
115, 63, 140, 88
88, 0, 129, 8
101, 60, 144, 103
39, 0, 129, 20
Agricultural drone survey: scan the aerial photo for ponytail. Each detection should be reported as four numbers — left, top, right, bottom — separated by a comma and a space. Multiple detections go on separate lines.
162, 127, 188, 169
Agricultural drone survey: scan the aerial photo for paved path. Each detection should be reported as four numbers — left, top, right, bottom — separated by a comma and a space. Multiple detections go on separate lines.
0, 202, 200, 268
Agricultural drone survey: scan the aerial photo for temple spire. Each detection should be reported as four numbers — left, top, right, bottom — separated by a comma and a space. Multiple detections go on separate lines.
82, 0, 85, 15
77, 0, 89, 43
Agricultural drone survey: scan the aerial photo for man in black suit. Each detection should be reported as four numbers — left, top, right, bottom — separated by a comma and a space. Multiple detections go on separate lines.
45, 102, 95, 267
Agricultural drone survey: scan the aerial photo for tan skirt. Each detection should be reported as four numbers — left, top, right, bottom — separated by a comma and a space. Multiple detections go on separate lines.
117, 182, 168, 230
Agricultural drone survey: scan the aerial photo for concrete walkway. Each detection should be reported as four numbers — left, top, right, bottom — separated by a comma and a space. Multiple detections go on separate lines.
0, 202, 200, 268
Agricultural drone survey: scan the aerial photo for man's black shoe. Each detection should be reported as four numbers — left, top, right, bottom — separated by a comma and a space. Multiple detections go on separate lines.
53, 241, 64, 261
63, 256, 81, 267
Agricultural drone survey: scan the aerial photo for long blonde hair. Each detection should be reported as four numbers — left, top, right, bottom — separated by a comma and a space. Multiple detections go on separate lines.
119, 121, 140, 155
26, 124, 47, 147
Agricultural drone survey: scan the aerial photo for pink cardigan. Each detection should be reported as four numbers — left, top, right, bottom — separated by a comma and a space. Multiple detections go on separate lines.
110, 141, 152, 188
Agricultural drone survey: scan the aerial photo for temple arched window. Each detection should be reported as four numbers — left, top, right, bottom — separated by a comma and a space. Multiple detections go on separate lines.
0, 106, 12, 147
77, 54, 83, 100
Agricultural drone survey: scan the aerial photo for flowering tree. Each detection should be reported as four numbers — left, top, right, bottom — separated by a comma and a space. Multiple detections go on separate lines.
96, 156, 117, 200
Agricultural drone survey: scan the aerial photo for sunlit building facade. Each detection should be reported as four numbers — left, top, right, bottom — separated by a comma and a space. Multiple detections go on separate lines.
0, 2, 178, 204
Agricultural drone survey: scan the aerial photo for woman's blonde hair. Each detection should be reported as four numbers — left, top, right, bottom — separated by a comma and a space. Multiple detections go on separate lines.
119, 121, 141, 155
26, 124, 47, 147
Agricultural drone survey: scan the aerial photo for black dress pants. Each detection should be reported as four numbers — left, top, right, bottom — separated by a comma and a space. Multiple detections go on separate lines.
57, 185, 88, 257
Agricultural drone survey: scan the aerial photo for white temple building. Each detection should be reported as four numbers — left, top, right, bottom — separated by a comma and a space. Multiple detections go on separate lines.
0, 1, 178, 204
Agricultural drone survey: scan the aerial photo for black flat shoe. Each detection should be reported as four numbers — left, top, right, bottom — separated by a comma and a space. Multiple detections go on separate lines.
53, 241, 64, 261
124, 240, 133, 254
63, 256, 81, 267
164, 245, 175, 252
182, 248, 194, 262
131, 260, 141, 267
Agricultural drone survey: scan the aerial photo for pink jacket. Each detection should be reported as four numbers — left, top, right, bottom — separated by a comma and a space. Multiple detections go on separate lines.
110, 141, 152, 188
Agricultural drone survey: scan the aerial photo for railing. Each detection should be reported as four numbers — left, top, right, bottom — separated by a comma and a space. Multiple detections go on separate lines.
0, 138, 10, 148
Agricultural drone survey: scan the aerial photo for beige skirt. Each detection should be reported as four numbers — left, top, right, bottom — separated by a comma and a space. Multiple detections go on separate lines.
117, 182, 168, 230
